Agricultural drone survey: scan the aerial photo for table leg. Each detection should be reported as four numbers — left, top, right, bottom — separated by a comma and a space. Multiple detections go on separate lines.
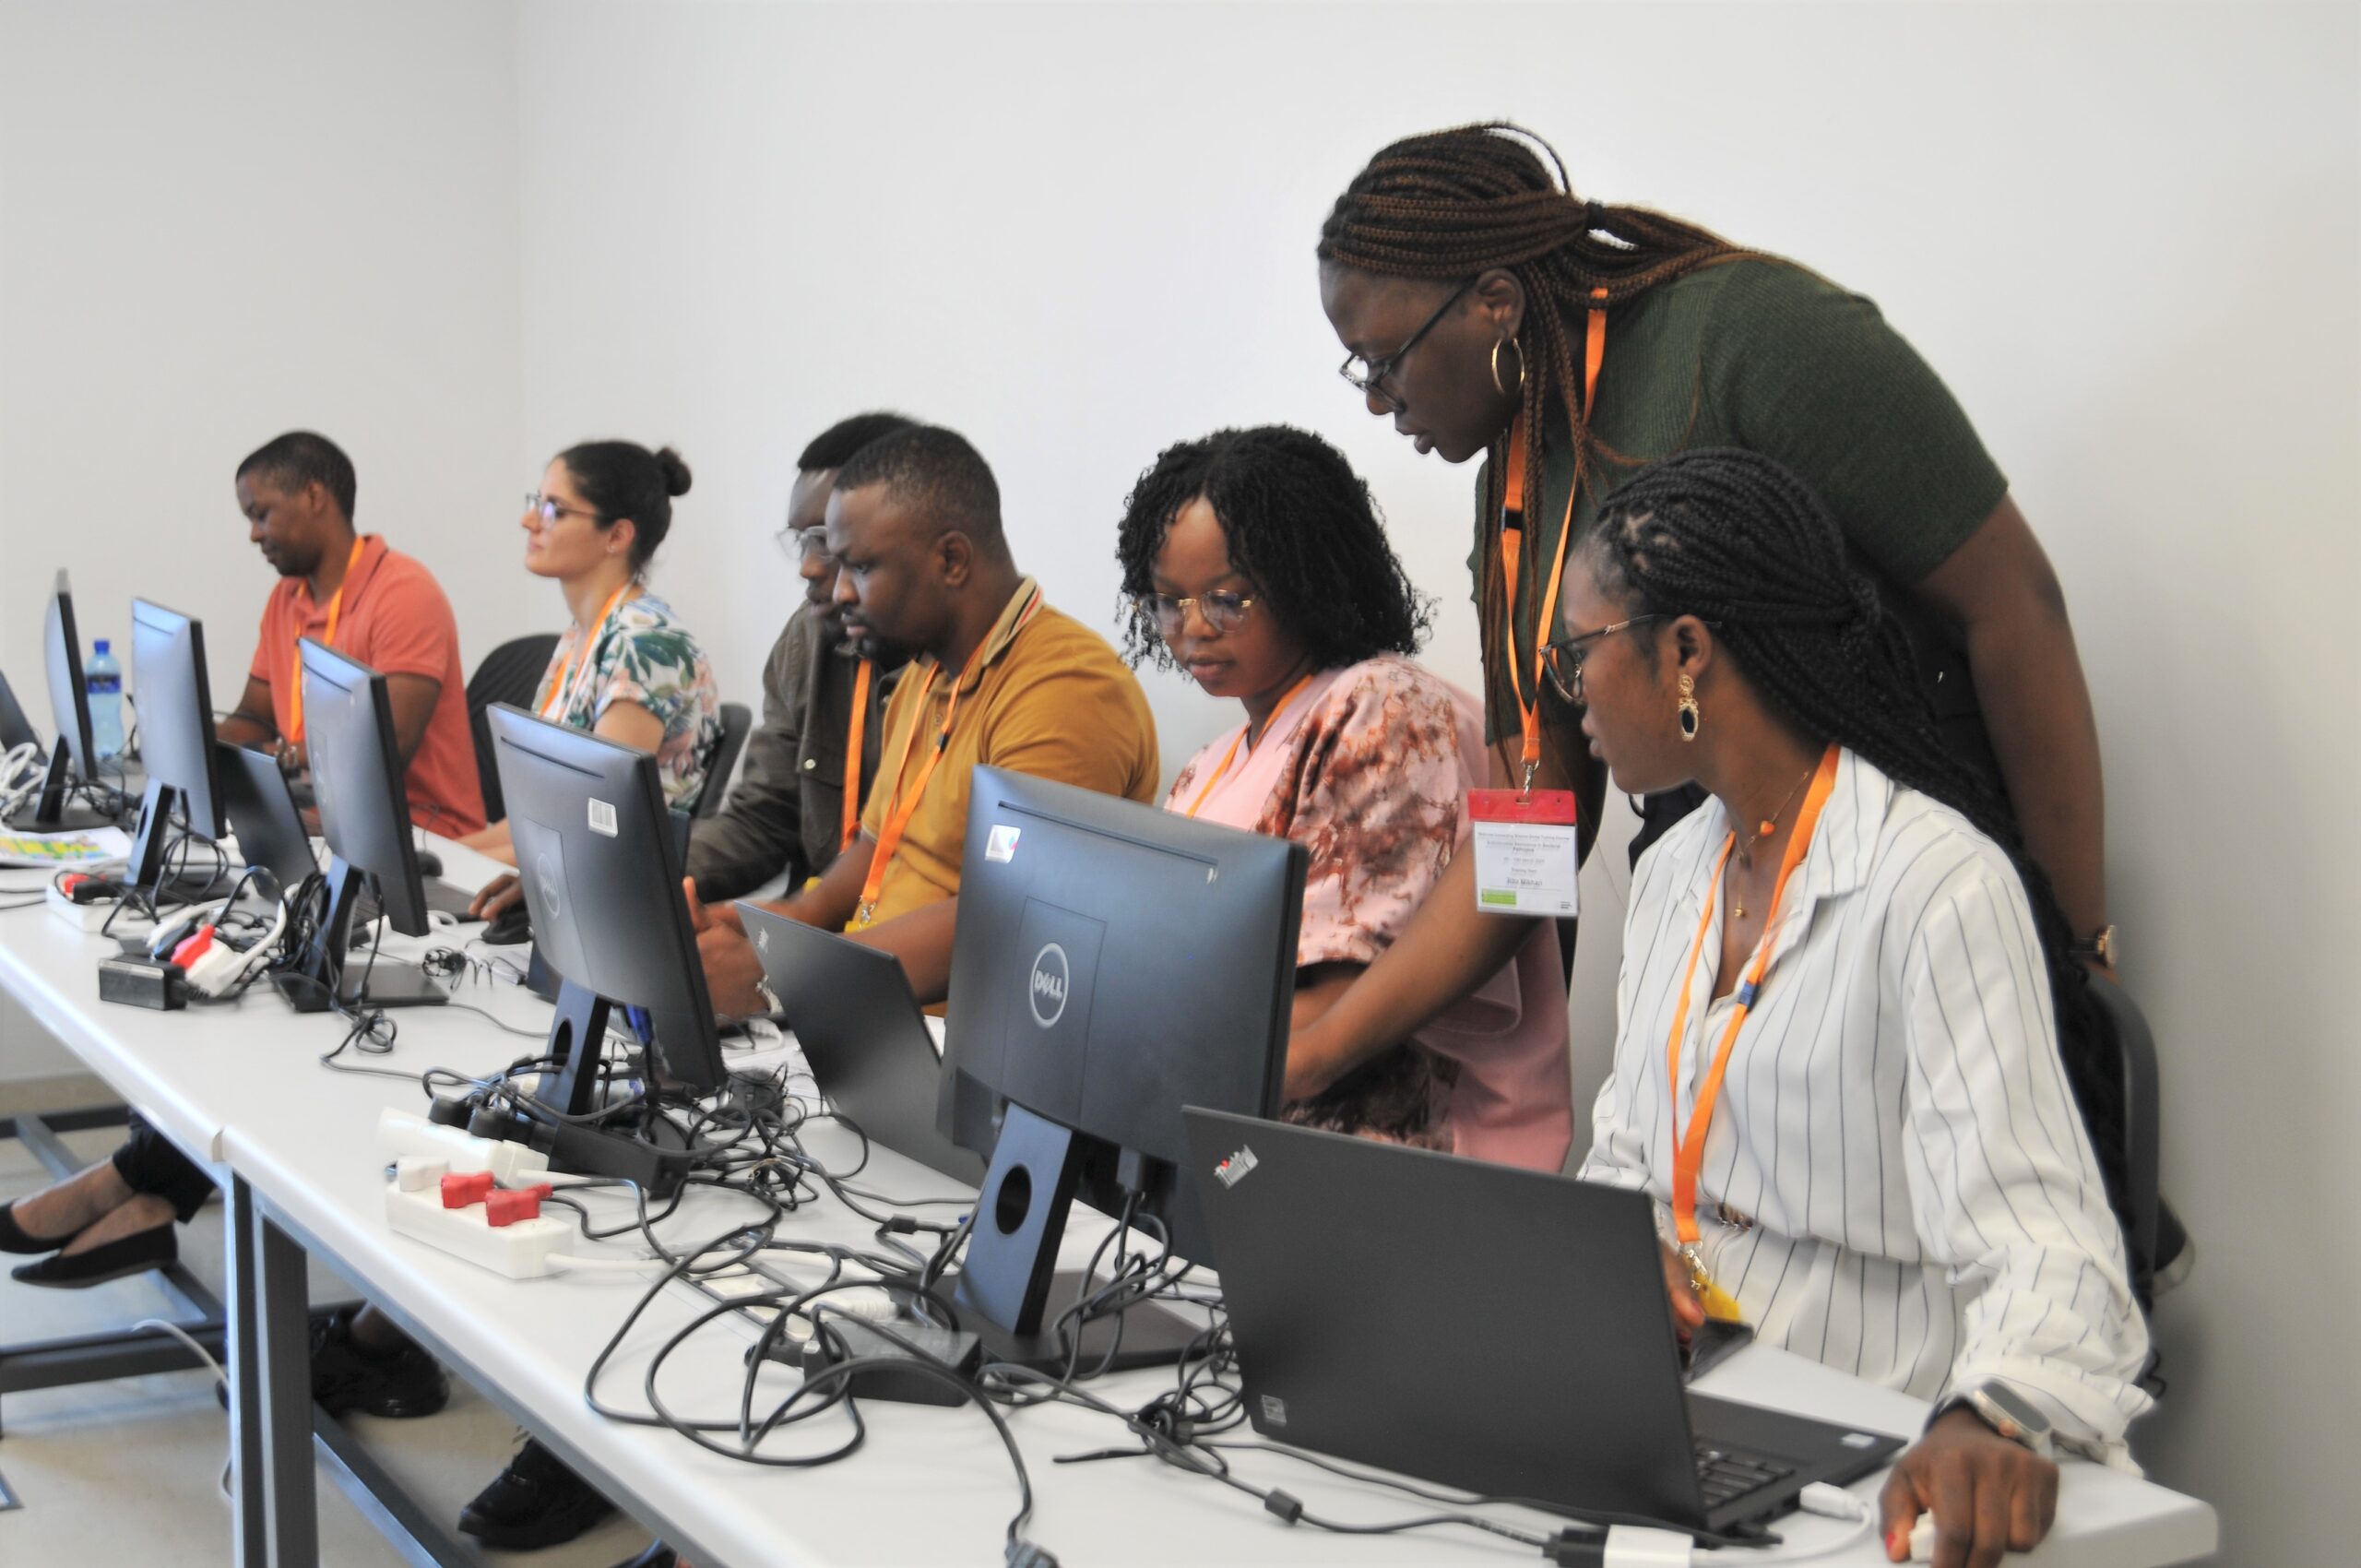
225, 1177, 269, 1568
258, 1203, 319, 1566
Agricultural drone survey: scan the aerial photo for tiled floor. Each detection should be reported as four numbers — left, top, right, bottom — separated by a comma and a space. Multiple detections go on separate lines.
0, 1123, 660, 1565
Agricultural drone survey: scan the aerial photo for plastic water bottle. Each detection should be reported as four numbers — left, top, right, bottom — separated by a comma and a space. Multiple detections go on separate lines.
87, 639, 125, 759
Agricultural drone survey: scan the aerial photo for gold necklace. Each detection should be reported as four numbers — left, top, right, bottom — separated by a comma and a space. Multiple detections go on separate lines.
1729, 761, 1817, 920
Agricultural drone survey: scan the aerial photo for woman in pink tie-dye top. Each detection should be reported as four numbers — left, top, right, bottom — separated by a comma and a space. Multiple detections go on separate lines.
1116, 426, 1572, 1170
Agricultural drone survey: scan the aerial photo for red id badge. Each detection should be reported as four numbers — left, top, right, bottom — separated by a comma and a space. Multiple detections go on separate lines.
1467, 790, 1579, 916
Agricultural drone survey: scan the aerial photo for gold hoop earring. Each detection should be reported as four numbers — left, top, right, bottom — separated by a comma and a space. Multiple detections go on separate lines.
1489, 337, 1525, 398
1677, 673, 1701, 742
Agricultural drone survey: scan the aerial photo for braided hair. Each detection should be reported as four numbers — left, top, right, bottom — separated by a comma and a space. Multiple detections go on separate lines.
1582, 447, 2130, 1238
1114, 426, 1431, 671
1320, 124, 1748, 672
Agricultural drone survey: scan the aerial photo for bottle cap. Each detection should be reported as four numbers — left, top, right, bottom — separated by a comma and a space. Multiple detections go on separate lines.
93, 639, 110, 654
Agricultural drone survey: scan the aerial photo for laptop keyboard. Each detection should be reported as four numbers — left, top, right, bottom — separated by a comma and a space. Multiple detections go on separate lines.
1692, 1443, 1797, 1513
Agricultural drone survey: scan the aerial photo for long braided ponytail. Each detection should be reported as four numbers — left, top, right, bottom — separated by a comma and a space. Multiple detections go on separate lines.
1582, 447, 2130, 1243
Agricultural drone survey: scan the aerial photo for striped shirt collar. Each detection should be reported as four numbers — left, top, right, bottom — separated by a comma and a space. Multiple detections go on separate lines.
1668, 746, 1894, 922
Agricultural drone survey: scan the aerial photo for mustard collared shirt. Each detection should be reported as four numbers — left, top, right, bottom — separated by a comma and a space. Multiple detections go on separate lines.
855, 578, 1158, 930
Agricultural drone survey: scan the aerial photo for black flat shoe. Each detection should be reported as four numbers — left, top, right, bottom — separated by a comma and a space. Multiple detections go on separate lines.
0, 1200, 77, 1255
9, 1222, 176, 1288
611, 1545, 677, 1568
310, 1305, 449, 1419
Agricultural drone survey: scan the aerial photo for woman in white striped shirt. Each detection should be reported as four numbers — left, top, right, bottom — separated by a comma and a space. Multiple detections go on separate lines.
1559, 450, 2148, 1568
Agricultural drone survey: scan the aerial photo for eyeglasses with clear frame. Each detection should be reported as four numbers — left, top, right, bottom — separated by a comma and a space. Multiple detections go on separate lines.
1540, 614, 1668, 703
775, 524, 835, 570
1138, 589, 1257, 637
1337, 277, 1477, 412
524, 491, 600, 526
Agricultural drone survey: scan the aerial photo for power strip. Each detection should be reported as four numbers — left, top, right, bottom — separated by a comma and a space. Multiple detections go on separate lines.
377, 1108, 552, 1186
47, 882, 151, 934
383, 1168, 573, 1279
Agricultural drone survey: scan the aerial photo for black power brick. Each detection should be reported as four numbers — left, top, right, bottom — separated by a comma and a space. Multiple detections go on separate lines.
98, 955, 186, 1011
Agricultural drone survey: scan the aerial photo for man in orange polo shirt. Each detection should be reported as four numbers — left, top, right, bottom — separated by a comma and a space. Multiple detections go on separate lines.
689, 424, 1159, 1013
219, 431, 486, 836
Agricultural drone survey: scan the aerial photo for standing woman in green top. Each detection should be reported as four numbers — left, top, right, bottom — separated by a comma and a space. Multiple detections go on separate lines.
1294, 122, 2115, 1090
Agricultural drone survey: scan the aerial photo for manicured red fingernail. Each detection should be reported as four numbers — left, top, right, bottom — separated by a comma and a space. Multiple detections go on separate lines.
1885, 1527, 1906, 1556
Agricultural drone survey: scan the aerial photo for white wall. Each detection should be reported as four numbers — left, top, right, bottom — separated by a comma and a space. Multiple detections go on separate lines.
511, 5, 2355, 1562
0, 0, 524, 765
2, 1, 2352, 1559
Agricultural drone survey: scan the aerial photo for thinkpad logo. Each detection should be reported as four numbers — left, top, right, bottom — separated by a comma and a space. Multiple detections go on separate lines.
1214, 1146, 1259, 1187
1027, 943, 1069, 1028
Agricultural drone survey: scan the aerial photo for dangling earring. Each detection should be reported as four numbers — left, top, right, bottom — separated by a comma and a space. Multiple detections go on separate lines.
1489, 337, 1525, 398
1677, 673, 1701, 742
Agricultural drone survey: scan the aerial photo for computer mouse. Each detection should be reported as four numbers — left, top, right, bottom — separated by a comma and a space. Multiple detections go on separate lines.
481, 901, 533, 946
414, 849, 444, 879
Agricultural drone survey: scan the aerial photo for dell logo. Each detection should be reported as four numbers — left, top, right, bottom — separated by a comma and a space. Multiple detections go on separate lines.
1027, 942, 1069, 1028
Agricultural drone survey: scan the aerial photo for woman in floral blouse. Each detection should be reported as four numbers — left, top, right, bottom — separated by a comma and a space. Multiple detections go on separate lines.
1117, 425, 1572, 1170
462, 438, 722, 873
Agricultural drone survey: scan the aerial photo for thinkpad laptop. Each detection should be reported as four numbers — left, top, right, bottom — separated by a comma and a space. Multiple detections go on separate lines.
740, 904, 985, 1184
1181, 1109, 1904, 1538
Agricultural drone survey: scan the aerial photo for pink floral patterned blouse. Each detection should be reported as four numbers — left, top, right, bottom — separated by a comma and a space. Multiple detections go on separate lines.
1164, 655, 1573, 1171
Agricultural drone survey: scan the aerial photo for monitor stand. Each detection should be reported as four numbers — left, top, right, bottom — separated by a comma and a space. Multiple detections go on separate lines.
523, 978, 692, 1199
6, 749, 117, 832
120, 778, 222, 908
275, 856, 448, 1013
943, 1101, 1209, 1374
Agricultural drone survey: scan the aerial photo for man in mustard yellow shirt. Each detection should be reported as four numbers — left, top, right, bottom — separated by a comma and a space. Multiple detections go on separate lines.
691, 424, 1158, 1011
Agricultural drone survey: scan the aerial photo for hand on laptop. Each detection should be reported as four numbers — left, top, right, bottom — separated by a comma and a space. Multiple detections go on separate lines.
469, 873, 523, 922
682, 878, 765, 1016
1879, 1408, 2058, 1568
680, 879, 744, 936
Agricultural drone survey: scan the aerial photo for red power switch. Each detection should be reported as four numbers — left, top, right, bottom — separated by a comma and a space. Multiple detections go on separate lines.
440, 1170, 496, 1209
484, 1187, 543, 1228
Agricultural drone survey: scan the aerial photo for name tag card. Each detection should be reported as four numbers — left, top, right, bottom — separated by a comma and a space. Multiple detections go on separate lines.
1468, 790, 1579, 916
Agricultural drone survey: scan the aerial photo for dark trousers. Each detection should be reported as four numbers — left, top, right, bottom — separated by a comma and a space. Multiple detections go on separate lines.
113, 1111, 216, 1223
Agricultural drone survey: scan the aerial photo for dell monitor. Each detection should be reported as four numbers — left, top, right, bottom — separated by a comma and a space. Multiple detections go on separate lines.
11, 572, 114, 830
123, 599, 227, 898
938, 766, 1306, 1370
487, 703, 726, 1190
284, 638, 445, 1010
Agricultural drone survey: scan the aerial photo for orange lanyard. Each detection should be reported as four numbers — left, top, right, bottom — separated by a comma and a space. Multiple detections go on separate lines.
540, 581, 635, 721
1183, 673, 1317, 819
1663, 745, 1842, 1252
1495, 287, 1608, 794
853, 588, 1041, 928
840, 658, 874, 852
286, 536, 369, 743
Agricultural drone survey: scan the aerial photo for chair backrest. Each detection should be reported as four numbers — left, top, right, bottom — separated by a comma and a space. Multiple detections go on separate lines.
690, 701, 753, 820
2086, 973, 2171, 1307
466, 633, 560, 824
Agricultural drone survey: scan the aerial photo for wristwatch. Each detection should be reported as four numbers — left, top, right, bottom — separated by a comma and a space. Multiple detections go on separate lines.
1933, 1382, 2055, 1458
2069, 924, 2118, 968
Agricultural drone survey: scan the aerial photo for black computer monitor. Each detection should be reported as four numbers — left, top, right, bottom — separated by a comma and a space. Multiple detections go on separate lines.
284, 638, 445, 1011
123, 599, 226, 897
0, 668, 36, 754
938, 766, 1306, 1370
487, 704, 725, 1189
13, 572, 113, 830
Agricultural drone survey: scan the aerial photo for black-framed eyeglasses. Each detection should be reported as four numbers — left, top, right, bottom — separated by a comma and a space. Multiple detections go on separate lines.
775, 525, 834, 568
1137, 589, 1256, 637
524, 491, 600, 525
1540, 614, 1667, 703
1337, 278, 1477, 410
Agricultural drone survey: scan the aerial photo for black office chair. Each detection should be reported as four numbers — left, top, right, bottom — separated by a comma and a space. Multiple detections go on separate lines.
690, 702, 752, 820
2086, 974, 2189, 1314
466, 633, 560, 824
